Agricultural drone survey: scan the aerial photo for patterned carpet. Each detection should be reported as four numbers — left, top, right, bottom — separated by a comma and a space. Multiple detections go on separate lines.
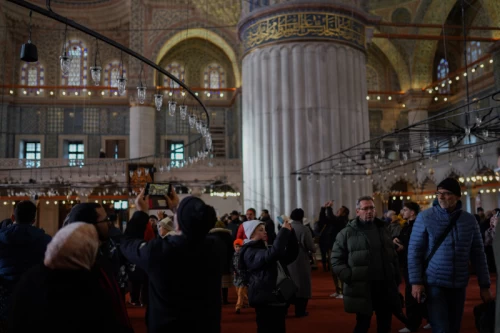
127, 269, 496, 332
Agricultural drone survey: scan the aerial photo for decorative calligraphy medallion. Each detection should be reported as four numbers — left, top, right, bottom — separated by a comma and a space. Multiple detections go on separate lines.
240, 11, 366, 54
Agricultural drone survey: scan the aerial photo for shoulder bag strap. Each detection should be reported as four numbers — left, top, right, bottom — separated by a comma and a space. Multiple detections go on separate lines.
423, 210, 462, 272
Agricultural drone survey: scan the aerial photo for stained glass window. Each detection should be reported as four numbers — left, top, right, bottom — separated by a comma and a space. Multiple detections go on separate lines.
467, 41, 482, 64
20, 62, 44, 95
61, 40, 88, 89
437, 58, 450, 94
203, 63, 226, 91
104, 60, 126, 96
163, 62, 185, 90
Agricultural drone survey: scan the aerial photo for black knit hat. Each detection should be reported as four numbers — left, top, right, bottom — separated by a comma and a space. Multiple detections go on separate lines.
177, 196, 217, 240
437, 178, 462, 197
290, 208, 304, 221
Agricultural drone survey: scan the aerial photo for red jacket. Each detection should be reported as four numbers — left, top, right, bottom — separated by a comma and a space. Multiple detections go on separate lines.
236, 223, 247, 240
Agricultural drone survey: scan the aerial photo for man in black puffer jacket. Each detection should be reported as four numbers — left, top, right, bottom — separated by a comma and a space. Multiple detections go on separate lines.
121, 189, 223, 333
331, 196, 402, 333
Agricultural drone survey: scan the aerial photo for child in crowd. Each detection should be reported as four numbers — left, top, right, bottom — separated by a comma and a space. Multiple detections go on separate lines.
232, 239, 248, 314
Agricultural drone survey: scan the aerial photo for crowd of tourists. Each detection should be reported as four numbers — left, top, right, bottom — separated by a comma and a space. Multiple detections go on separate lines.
0, 177, 497, 333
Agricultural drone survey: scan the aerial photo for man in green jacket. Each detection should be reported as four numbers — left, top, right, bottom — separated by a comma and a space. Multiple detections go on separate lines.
331, 196, 402, 333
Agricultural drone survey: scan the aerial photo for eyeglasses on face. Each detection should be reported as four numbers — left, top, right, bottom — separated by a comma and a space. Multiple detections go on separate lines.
358, 206, 375, 211
95, 216, 111, 224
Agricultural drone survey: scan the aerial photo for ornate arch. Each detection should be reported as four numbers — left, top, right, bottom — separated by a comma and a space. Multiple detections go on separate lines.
372, 33, 411, 91
412, 0, 498, 88
480, 0, 500, 39
154, 28, 241, 87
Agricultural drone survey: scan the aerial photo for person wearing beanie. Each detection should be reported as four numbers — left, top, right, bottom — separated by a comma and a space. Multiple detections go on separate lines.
287, 208, 315, 318
239, 219, 299, 332
408, 178, 492, 332
121, 188, 223, 333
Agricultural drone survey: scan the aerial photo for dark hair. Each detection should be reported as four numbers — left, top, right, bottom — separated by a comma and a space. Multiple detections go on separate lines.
149, 215, 158, 220
356, 196, 374, 209
262, 209, 269, 214
477, 207, 484, 213
247, 208, 256, 215
404, 202, 421, 215
341, 206, 350, 217
14, 201, 37, 224
67, 203, 102, 224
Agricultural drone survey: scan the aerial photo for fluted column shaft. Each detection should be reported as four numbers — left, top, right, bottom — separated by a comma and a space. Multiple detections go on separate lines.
129, 105, 155, 159
242, 42, 371, 219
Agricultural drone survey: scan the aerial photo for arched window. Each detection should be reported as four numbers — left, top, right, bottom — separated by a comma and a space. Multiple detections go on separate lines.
437, 58, 450, 94
61, 40, 88, 88
20, 62, 45, 95
204, 63, 226, 90
104, 60, 126, 96
366, 65, 380, 91
467, 41, 482, 64
163, 62, 185, 90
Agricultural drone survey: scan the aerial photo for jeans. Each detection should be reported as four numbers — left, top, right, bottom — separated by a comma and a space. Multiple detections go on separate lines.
354, 281, 393, 333
426, 286, 466, 333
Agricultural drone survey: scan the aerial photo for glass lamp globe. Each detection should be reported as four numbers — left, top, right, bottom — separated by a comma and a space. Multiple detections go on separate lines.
196, 119, 204, 133
154, 94, 163, 111
60, 54, 72, 76
205, 134, 212, 150
188, 115, 196, 128
201, 124, 208, 136
179, 105, 188, 120
90, 66, 101, 86
168, 101, 177, 116
137, 86, 147, 104
117, 77, 127, 95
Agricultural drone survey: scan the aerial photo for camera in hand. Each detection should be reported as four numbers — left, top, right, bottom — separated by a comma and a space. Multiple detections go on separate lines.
144, 183, 172, 209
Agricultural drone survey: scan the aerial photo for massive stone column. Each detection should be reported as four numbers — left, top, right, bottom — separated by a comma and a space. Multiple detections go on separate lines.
129, 104, 155, 158
239, 2, 373, 219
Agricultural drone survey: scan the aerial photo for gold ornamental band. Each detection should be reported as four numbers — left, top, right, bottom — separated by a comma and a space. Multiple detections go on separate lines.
240, 12, 366, 54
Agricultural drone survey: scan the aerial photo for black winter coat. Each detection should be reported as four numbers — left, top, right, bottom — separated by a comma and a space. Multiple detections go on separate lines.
317, 207, 347, 250
0, 224, 51, 282
239, 228, 299, 307
121, 211, 223, 333
208, 228, 234, 275
331, 217, 401, 315
9, 265, 124, 333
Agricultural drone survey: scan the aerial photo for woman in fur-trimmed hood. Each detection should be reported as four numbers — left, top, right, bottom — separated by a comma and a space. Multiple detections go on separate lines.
209, 225, 235, 304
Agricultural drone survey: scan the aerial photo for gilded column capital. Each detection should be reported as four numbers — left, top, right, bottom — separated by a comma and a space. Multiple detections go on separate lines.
238, 4, 375, 55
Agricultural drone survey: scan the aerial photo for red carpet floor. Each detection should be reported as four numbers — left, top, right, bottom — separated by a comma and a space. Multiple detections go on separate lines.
127, 270, 497, 333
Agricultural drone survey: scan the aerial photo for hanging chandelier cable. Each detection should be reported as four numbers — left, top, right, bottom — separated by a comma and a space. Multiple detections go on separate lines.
7, 0, 210, 128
